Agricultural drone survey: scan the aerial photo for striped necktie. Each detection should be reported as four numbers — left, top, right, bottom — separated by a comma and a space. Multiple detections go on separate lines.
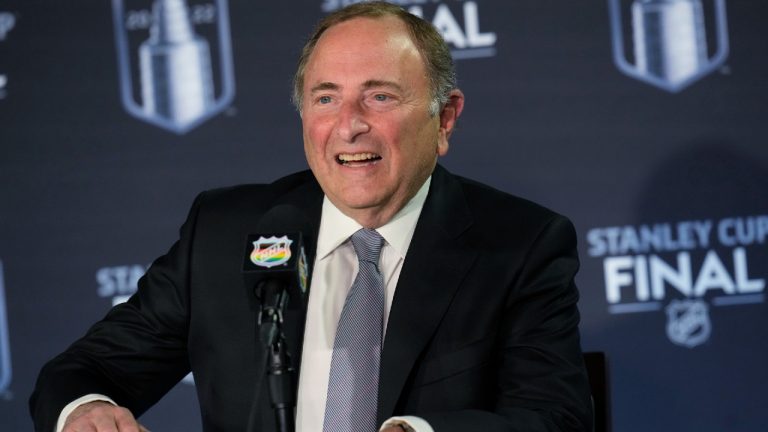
323, 228, 385, 432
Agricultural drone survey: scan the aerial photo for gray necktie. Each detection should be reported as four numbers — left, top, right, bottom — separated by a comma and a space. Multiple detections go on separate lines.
323, 228, 385, 432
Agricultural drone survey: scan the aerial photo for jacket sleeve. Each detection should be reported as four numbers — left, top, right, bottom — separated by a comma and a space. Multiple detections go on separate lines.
29, 192, 207, 432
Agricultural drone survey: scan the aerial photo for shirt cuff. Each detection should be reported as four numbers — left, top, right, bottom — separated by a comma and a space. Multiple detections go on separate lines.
56, 394, 116, 432
380, 415, 435, 432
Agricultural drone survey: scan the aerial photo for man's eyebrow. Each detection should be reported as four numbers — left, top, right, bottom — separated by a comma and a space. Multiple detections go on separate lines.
309, 80, 404, 94
309, 82, 340, 94
361, 80, 404, 92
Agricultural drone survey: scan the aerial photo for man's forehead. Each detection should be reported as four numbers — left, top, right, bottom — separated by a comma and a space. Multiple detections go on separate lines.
305, 18, 422, 77
312, 16, 415, 57
323, 15, 409, 38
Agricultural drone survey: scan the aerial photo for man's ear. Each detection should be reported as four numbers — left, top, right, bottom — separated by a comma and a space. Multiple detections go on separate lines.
437, 89, 465, 156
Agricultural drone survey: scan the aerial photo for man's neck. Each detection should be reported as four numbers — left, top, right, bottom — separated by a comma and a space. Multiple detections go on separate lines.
333, 178, 432, 229
323, 176, 433, 230
346, 208, 401, 230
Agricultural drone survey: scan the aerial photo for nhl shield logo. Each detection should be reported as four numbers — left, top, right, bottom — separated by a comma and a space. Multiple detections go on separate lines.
111, 0, 235, 134
250, 236, 293, 268
608, 0, 729, 92
665, 299, 711, 348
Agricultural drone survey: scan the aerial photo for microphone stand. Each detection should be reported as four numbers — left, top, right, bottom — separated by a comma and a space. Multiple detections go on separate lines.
256, 280, 296, 432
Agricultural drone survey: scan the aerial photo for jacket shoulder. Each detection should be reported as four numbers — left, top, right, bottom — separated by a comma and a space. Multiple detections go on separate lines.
455, 174, 567, 228
193, 170, 318, 211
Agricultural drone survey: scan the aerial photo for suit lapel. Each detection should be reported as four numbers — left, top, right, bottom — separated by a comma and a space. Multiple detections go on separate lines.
378, 166, 477, 422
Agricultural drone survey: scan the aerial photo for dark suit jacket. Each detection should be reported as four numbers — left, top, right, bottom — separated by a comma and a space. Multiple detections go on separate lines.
31, 165, 592, 432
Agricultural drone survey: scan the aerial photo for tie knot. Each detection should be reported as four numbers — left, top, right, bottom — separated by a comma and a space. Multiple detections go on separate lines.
350, 229, 384, 264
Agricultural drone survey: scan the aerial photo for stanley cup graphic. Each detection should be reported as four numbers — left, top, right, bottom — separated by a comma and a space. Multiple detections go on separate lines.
0, 260, 11, 395
112, 0, 234, 134
139, 0, 215, 127
609, 0, 729, 92
631, 0, 708, 86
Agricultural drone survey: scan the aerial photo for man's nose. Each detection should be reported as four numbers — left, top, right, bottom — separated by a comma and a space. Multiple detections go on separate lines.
335, 100, 370, 142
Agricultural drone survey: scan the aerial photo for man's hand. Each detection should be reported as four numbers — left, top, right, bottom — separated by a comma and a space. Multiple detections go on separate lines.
63, 401, 148, 432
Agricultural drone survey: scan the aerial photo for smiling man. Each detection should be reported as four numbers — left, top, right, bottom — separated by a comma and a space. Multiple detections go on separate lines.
31, 3, 592, 432
299, 12, 463, 230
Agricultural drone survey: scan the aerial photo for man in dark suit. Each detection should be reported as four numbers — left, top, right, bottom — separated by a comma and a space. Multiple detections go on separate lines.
31, 2, 592, 431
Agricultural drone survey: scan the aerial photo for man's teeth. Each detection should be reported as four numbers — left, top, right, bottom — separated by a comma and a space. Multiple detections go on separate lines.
338, 153, 381, 162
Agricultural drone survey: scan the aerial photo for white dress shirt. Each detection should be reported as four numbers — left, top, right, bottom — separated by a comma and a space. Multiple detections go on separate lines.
296, 177, 433, 432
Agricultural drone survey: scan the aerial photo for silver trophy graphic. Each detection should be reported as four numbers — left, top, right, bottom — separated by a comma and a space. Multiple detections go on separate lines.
112, 0, 235, 134
632, 0, 708, 85
0, 260, 11, 396
139, 0, 215, 127
609, 0, 729, 92
0, 12, 16, 41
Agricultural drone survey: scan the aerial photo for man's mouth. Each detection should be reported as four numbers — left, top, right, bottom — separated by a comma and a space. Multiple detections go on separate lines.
336, 152, 382, 165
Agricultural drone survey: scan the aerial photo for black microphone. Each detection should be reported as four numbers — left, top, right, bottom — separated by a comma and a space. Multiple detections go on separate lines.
242, 204, 312, 312
242, 205, 312, 432
242, 231, 309, 312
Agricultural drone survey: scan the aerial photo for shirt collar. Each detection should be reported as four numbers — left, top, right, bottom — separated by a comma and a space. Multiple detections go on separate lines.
316, 176, 432, 260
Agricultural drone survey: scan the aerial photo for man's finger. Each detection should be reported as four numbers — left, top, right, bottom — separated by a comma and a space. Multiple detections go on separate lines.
112, 406, 143, 432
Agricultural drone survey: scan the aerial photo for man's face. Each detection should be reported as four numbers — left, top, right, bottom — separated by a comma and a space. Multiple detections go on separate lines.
300, 16, 456, 227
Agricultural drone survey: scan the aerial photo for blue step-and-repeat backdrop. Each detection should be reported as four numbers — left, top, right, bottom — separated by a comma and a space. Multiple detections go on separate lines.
1, 0, 767, 430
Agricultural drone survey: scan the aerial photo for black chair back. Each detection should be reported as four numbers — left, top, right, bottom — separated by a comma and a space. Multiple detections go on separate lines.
583, 351, 611, 432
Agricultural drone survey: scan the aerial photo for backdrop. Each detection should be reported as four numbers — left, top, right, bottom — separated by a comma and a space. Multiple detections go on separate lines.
1, 0, 766, 430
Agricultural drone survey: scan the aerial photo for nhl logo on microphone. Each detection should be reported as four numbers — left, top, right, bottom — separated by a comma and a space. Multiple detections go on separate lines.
250, 236, 293, 268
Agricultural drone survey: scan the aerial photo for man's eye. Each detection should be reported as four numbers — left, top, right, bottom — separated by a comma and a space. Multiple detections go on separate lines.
373, 94, 389, 102
318, 96, 332, 104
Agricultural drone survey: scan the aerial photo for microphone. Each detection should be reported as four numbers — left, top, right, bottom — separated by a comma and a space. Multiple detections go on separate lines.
242, 231, 309, 312
242, 204, 312, 312
242, 205, 312, 432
